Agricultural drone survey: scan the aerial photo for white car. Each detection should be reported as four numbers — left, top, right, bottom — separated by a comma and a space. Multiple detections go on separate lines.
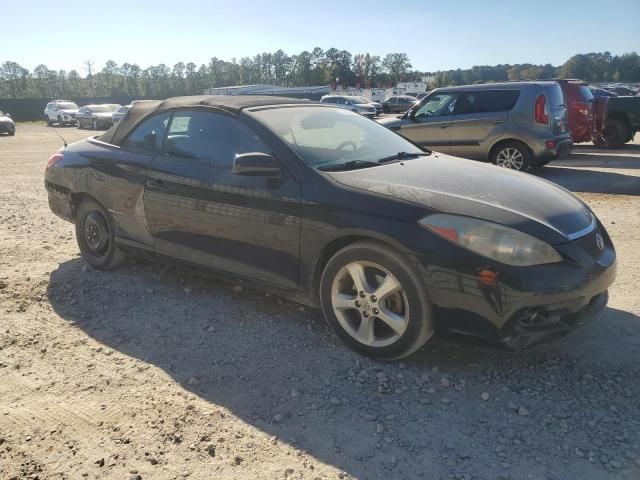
44, 100, 79, 127
320, 95, 378, 117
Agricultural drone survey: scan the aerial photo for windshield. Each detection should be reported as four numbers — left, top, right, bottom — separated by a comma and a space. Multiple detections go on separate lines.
57, 102, 78, 110
577, 85, 594, 103
0, 110, 4, 116
88, 105, 113, 113
252, 106, 424, 169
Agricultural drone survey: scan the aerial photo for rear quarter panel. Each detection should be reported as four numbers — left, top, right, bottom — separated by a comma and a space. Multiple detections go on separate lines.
46, 139, 155, 246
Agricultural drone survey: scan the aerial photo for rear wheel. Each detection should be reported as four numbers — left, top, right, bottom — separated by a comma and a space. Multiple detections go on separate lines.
593, 118, 629, 149
75, 199, 125, 270
319, 241, 433, 360
491, 141, 531, 172
383, 105, 390, 114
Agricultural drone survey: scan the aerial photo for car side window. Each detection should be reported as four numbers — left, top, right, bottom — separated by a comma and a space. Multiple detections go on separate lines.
164, 110, 271, 170
415, 93, 458, 118
452, 93, 477, 115
121, 112, 171, 156
474, 90, 520, 113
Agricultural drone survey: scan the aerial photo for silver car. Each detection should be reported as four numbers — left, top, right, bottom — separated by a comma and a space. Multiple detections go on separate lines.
112, 105, 131, 125
320, 95, 377, 117
378, 82, 572, 172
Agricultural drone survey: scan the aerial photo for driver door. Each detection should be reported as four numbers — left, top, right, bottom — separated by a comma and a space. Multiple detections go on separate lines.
143, 109, 302, 288
398, 93, 457, 154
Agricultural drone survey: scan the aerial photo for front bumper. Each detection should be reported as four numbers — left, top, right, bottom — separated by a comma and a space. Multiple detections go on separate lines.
417, 222, 616, 349
0, 122, 15, 133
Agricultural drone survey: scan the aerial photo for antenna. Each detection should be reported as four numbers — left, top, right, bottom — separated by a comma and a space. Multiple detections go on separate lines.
52, 129, 68, 148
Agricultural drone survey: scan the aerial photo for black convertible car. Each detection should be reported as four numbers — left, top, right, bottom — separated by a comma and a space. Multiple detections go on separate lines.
45, 96, 616, 359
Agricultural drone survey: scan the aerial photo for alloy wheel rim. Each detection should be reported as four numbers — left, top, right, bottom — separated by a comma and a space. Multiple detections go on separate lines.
496, 148, 524, 170
331, 261, 409, 347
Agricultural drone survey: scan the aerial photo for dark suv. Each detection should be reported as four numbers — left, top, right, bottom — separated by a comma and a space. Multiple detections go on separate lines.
378, 82, 572, 172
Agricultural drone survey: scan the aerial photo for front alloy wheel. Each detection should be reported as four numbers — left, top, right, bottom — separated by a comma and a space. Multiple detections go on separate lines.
331, 261, 409, 347
320, 241, 433, 360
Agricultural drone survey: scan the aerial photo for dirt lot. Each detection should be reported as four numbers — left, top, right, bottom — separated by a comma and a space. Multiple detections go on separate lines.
1, 124, 639, 480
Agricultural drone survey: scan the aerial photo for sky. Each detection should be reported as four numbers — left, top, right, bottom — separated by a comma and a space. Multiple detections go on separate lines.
3, 0, 639, 74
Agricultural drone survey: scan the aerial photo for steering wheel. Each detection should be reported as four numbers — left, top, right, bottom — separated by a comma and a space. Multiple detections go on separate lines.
336, 141, 358, 152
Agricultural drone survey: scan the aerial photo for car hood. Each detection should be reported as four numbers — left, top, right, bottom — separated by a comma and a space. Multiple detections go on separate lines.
326, 153, 593, 245
93, 112, 113, 118
60, 109, 78, 114
0, 115, 13, 123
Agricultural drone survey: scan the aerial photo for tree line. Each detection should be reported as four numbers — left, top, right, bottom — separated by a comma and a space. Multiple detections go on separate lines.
1, 49, 638, 100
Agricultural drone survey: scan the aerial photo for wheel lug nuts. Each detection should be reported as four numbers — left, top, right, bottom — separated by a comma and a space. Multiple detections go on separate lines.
363, 312, 369, 318
371, 295, 377, 302
359, 291, 366, 298
373, 308, 379, 315
355, 300, 361, 307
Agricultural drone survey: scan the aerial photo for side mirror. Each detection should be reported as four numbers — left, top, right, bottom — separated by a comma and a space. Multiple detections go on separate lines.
405, 109, 416, 121
5, 113, 11, 118
233, 152, 281, 177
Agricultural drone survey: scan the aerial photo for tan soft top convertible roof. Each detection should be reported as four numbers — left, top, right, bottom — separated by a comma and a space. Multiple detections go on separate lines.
98, 95, 313, 145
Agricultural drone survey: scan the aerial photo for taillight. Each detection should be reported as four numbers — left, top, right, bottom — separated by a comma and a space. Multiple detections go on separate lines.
535, 95, 548, 124
46, 153, 63, 169
575, 102, 590, 117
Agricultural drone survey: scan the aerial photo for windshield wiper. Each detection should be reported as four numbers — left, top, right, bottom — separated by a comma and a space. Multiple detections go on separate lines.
318, 160, 380, 171
377, 151, 431, 164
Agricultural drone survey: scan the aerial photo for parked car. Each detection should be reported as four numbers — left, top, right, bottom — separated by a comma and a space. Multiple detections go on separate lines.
320, 95, 377, 117
590, 87, 618, 99
44, 100, 80, 126
554, 79, 600, 144
592, 96, 640, 148
378, 82, 572, 172
0, 110, 15, 136
76, 104, 121, 130
44, 95, 616, 359
112, 105, 131, 125
381, 95, 418, 114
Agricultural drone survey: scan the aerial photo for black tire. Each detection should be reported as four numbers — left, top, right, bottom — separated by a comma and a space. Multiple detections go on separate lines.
77, 119, 83, 129
319, 241, 433, 360
92, 119, 97, 130
8, 130, 15, 136
57, 116, 64, 127
45, 116, 52, 126
383, 105, 390, 114
75, 199, 125, 270
594, 118, 630, 149
490, 141, 532, 172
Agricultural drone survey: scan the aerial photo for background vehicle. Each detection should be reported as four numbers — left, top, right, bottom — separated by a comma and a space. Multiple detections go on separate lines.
590, 87, 618, 99
593, 96, 640, 148
378, 82, 572, 172
320, 95, 377, 117
112, 105, 131, 124
0, 110, 15, 136
44, 100, 79, 126
381, 95, 417, 113
554, 79, 598, 143
76, 104, 121, 129
44, 96, 615, 359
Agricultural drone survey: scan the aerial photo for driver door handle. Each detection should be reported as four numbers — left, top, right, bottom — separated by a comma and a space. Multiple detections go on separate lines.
493, 119, 505, 124
440, 124, 449, 129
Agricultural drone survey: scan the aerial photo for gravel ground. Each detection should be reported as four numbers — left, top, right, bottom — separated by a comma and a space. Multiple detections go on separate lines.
1, 124, 639, 480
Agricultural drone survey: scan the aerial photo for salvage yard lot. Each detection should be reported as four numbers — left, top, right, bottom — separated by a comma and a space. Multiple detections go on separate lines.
1, 124, 639, 479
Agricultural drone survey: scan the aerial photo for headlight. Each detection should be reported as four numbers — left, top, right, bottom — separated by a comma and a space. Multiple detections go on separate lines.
419, 214, 562, 266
